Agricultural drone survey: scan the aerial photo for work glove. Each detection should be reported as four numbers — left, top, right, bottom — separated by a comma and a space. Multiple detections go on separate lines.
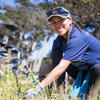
21, 72, 40, 84
23, 84, 43, 99
29, 72, 40, 83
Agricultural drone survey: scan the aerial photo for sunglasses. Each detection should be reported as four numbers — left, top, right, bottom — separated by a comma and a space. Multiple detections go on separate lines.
46, 7, 69, 17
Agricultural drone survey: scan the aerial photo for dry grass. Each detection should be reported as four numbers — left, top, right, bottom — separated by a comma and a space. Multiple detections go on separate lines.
0, 66, 100, 100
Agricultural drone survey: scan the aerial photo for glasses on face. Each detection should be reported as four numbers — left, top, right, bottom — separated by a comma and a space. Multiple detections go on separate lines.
46, 7, 69, 17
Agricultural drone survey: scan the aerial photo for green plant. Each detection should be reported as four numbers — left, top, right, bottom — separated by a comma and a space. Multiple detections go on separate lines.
0, 65, 99, 100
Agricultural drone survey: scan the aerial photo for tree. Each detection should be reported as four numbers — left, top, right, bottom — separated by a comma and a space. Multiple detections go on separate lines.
0, 0, 100, 71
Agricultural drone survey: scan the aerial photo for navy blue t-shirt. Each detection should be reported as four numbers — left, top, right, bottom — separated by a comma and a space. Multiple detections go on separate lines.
51, 27, 100, 69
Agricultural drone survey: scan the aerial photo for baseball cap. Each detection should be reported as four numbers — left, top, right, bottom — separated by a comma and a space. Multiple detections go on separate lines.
46, 7, 71, 21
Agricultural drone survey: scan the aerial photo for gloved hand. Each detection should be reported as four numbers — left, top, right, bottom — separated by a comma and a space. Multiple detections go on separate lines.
23, 84, 43, 99
21, 72, 40, 84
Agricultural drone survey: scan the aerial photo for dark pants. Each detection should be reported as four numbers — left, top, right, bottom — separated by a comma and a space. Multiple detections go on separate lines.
56, 64, 100, 99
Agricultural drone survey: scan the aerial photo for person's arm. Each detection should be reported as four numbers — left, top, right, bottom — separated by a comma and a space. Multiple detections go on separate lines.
21, 59, 53, 84
39, 59, 54, 78
40, 59, 71, 88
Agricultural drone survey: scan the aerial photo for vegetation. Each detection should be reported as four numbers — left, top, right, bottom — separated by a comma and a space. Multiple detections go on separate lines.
0, 0, 100, 100
0, 0, 100, 70
0, 67, 100, 100
0, 65, 70, 100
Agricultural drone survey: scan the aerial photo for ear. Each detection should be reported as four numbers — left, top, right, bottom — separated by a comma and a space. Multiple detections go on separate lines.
69, 17, 72, 22
68, 17, 72, 25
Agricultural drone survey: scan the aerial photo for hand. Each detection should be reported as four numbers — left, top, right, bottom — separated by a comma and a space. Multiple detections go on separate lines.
21, 80, 30, 84
24, 85, 43, 99
21, 72, 40, 85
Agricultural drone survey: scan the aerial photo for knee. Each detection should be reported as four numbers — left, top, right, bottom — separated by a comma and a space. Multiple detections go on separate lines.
90, 64, 100, 83
90, 64, 100, 75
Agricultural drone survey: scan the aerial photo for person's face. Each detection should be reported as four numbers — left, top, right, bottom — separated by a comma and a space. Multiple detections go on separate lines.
50, 16, 72, 36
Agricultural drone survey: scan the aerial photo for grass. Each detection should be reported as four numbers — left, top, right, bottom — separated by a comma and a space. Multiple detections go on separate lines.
0, 66, 100, 100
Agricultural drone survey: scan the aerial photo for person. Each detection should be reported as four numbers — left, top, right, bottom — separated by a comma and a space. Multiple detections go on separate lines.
25, 7, 100, 100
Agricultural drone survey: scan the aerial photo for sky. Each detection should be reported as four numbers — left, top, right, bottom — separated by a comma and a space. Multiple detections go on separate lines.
0, 0, 20, 8
0, 0, 57, 59
0, 0, 55, 7
0, 0, 95, 59
0, 0, 64, 7
29, 0, 46, 5
31, 34, 57, 60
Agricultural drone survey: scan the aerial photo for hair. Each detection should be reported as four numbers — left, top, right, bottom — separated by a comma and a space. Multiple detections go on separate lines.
72, 21, 81, 32
67, 21, 81, 35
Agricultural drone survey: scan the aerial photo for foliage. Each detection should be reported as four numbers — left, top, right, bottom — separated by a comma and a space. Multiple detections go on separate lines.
0, 13, 7, 20
41, 54, 51, 68
0, 0, 100, 68
0, 65, 100, 100
82, 0, 93, 3
0, 65, 70, 100
0, 2, 100, 99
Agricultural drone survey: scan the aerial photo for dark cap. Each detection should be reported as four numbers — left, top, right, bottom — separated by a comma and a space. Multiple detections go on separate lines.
46, 7, 71, 21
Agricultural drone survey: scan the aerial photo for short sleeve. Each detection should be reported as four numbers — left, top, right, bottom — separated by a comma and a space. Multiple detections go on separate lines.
62, 37, 89, 61
51, 36, 63, 66
51, 36, 63, 59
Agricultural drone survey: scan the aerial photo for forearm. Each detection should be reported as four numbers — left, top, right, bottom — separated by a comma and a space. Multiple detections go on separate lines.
40, 65, 64, 88
40, 60, 71, 88
39, 59, 53, 77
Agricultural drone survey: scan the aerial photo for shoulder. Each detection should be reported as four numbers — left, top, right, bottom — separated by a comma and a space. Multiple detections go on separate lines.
67, 28, 90, 47
53, 35, 64, 45
69, 27, 90, 42
54, 35, 64, 41
52, 36, 65, 49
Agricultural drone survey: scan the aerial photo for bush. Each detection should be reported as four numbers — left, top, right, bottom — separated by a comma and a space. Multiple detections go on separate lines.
0, 66, 100, 100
